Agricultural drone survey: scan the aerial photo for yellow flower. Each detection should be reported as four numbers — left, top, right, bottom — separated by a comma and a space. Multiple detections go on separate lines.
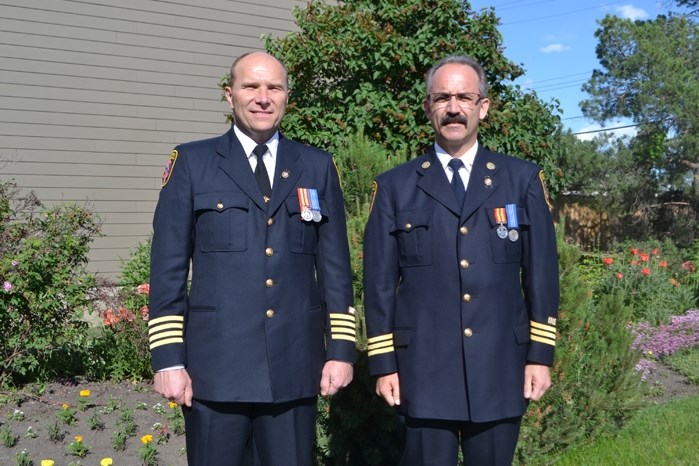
100, 458, 114, 466
168, 401, 178, 409
79, 389, 91, 397
62, 403, 70, 409
141, 434, 154, 445
41, 461, 55, 466
75, 435, 83, 442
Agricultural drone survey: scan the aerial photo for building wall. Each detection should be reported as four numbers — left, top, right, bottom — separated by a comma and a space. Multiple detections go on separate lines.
0, 0, 306, 279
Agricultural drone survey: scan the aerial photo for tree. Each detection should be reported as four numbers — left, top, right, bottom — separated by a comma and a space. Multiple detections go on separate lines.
262, 0, 565, 195
580, 12, 699, 240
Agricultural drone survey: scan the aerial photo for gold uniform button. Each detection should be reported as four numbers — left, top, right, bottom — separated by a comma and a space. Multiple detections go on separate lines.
460, 259, 469, 269
266, 309, 275, 318
265, 248, 274, 256
216, 202, 224, 209
460, 226, 469, 235
265, 279, 274, 288
267, 218, 274, 226
464, 328, 473, 337
462, 293, 472, 303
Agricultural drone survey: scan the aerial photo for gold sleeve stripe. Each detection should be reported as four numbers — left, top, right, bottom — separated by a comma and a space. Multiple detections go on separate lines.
149, 337, 184, 350
332, 334, 357, 342
531, 335, 556, 346
329, 313, 356, 322
332, 328, 357, 336
149, 330, 184, 343
367, 333, 393, 344
368, 346, 394, 357
148, 322, 183, 335
531, 327, 556, 340
331, 320, 357, 329
148, 315, 184, 327
530, 321, 556, 332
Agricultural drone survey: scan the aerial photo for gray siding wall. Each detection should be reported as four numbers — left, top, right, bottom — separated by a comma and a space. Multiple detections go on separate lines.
0, 0, 307, 279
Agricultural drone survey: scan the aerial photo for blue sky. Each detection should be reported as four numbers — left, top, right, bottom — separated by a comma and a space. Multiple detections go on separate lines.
467, 1, 681, 138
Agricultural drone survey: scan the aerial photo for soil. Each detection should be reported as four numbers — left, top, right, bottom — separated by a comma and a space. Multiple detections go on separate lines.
1, 364, 698, 466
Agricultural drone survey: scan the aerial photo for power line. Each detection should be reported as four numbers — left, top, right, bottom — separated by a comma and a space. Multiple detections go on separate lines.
501, 0, 626, 25
572, 123, 641, 135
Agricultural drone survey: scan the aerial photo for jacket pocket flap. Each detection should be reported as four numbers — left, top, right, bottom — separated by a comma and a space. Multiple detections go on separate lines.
194, 192, 248, 211
392, 209, 432, 233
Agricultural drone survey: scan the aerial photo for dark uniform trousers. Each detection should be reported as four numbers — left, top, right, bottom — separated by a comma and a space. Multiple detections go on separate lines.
148, 127, 356, 466
364, 147, 559, 466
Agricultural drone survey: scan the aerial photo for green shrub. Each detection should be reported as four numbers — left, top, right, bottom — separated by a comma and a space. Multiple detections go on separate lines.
0, 181, 100, 389
515, 234, 646, 464
87, 239, 153, 382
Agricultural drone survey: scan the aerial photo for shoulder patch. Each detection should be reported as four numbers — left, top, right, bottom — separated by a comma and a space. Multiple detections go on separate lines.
332, 158, 343, 190
162, 150, 178, 188
539, 170, 553, 211
369, 180, 378, 214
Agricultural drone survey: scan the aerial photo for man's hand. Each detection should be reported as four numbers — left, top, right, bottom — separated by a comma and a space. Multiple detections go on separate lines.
320, 360, 353, 396
154, 368, 193, 407
524, 363, 552, 401
376, 373, 401, 406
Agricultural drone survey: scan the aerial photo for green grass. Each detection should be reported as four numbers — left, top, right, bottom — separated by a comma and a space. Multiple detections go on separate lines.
555, 396, 699, 465
555, 348, 699, 466
665, 346, 699, 384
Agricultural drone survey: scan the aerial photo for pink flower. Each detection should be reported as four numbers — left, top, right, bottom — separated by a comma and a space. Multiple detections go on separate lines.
639, 253, 649, 262
659, 260, 668, 268
11, 260, 18, 268
630, 260, 639, 266
630, 248, 639, 255
2, 281, 11, 292
616, 273, 624, 279
682, 261, 695, 273
140, 305, 149, 321
137, 283, 150, 295
603, 257, 614, 266
117, 307, 135, 322
641, 268, 651, 276
103, 309, 118, 326
651, 248, 659, 256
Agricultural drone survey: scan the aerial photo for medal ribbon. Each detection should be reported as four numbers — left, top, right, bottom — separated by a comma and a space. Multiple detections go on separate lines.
309, 189, 321, 216
297, 188, 311, 212
494, 207, 507, 224
505, 204, 518, 229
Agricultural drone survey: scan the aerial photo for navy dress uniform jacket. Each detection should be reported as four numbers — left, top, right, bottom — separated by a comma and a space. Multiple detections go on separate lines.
363, 146, 559, 423
148, 128, 356, 403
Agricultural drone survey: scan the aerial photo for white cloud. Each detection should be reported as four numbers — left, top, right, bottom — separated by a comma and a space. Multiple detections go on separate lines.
616, 5, 649, 20
540, 43, 571, 54
575, 122, 638, 142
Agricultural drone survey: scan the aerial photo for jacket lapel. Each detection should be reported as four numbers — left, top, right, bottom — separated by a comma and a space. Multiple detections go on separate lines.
268, 136, 302, 215
416, 151, 462, 216
462, 147, 500, 220
216, 128, 268, 212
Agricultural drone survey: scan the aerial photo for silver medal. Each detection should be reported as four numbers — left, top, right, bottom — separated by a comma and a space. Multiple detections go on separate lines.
301, 209, 313, 222
312, 211, 322, 222
508, 229, 519, 242
497, 225, 508, 239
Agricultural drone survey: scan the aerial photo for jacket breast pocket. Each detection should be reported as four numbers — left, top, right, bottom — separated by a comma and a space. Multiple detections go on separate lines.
391, 209, 432, 267
486, 205, 528, 263
285, 196, 321, 254
194, 192, 249, 252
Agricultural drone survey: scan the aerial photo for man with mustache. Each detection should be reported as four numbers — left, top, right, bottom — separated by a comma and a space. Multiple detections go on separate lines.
363, 55, 559, 465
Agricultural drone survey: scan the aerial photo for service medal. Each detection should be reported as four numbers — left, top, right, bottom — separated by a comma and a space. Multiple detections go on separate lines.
497, 225, 508, 239
312, 211, 322, 222
298, 187, 313, 222
494, 207, 508, 240
309, 188, 322, 222
301, 209, 313, 222
508, 229, 519, 242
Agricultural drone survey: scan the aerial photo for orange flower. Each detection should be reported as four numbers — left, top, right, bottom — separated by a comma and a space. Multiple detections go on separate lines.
630, 260, 639, 266
137, 283, 150, 294
74, 435, 83, 443
641, 267, 651, 276
117, 307, 135, 322
670, 278, 679, 287
659, 260, 668, 268
603, 257, 614, 265
640, 253, 649, 262
103, 309, 119, 326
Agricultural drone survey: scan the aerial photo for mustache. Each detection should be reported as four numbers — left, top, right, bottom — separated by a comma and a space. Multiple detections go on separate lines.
440, 115, 468, 126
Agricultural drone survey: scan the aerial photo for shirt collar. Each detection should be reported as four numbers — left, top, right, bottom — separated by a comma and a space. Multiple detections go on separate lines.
434, 141, 479, 172
234, 125, 280, 159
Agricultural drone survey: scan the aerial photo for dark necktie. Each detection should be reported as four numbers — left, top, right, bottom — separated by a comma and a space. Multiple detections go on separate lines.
448, 158, 465, 208
253, 144, 272, 202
